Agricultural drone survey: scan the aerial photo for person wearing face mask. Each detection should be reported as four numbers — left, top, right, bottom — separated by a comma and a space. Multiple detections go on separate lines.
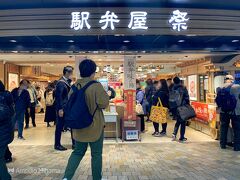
54, 66, 74, 151
11, 79, 31, 140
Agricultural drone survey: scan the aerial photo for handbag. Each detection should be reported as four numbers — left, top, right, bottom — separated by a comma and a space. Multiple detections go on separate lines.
177, 104, 196, 122
150, 98, 168, 123
136, 102, 144, 115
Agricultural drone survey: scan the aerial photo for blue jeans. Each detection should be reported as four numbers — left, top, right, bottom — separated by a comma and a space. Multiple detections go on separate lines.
14, 111, 25, 138
64, 133, 104, 180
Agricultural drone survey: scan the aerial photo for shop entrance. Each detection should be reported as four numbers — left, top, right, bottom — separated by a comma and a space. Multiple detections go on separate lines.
1, 52, 230, 146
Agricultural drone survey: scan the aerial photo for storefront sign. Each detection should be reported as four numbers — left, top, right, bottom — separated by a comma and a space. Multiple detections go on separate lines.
70, 10, 188, 32
188, 75, 197, 101
169, 10, 189, 32
123, 89, 136, 121
124, 56, 136, 90
8, 73, 19, 91
191, 102, 217, 125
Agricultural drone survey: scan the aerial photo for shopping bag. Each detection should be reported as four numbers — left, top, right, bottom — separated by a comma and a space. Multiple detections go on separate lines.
136, 102, 144, 115
149, 98, 168, 123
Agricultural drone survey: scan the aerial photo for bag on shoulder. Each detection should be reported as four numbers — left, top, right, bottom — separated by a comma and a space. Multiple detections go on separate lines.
169, 89, 182, 109
215, 85, 237, 112
136, 102, 144, 115
0, 92, 14, 122
45, 91, 54, 106
150, 98, 168, 124
177, 104, 196, 122
64, 81, 98, 129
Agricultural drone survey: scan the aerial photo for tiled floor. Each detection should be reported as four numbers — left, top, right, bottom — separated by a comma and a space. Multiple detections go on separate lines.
7, 114, 240, 180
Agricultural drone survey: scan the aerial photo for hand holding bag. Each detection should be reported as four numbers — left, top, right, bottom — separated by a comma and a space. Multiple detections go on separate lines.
136, 102, 144, 115
150, 98, 168, 123
177, 104, 196, 122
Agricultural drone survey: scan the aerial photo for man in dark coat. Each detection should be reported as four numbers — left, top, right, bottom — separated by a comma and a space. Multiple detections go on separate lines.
0, 80, 14, 179
54, 66, 74, 151
171, 77, 190, 142
11, 79, 31, 140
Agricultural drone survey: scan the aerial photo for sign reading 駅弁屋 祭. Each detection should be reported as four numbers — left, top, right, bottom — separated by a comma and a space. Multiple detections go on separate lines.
70, 9, 189, 32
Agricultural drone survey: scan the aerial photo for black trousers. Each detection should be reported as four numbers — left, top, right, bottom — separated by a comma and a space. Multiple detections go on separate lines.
173, 120, 186, 139
220, 113, 240, 149
55, 115, 65, 146
25, 103, 36, 126
138, 115, 145, 132
4, 146, 12, 160
55, 114, 75, 147
153, 122, 167, 133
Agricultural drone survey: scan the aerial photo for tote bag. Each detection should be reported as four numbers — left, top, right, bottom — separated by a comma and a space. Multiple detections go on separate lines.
150, 98, 168, 123
136, 102, 144, 115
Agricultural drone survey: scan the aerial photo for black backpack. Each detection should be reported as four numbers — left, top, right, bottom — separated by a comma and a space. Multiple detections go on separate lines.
215, 85, 237, 112
0, 92, 14, 122
169, 89, 182, 109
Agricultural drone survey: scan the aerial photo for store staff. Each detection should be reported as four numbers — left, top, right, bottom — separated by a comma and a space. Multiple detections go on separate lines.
54, 66, 74, 151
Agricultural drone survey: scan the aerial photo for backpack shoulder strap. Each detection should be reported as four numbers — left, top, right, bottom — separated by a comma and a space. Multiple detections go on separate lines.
82, 81, 98, 92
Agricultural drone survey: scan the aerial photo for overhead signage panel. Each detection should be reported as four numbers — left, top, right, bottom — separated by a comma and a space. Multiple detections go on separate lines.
70, 10, 189, 32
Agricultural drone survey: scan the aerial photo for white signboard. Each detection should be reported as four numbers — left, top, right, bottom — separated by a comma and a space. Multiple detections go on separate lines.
188, 75, 197, 101
124, 56, 136, 90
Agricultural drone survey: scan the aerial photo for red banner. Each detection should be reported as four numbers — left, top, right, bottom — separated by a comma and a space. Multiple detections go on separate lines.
124, 90, 136, 121
191, 101, 209, 122
191, 102, 217, 124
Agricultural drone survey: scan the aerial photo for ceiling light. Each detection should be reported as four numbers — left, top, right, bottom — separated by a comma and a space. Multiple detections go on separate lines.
123, 40, 130, 43
68, 40, 74, 43
232, 40, 239, 43
178, 40, 185, 43
10, 40, 17, 43
186, 34, 196, 37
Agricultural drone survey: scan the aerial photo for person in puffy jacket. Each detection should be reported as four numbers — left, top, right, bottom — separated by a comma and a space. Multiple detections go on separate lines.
0, 80, 14, 180
152, 79, 169, 136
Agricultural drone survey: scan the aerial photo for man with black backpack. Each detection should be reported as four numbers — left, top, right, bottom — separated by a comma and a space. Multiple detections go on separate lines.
54, 66, 74, 151
63, 59, 109, 180
216, 75, 240, 151
170, 77, 190, 142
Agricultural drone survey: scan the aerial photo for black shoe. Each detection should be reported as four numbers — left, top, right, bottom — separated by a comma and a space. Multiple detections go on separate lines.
18, 136, 25, 140
25, 125, 29, 129
220, 145, 227, 149
160, 131, 167, 136
179, 137, 187, 142
5, 157, 12, 163
32, 124, 36, 127
54, 145, 67, 151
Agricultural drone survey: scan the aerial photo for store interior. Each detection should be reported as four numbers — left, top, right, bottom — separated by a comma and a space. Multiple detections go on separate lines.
2, 51, 239, 145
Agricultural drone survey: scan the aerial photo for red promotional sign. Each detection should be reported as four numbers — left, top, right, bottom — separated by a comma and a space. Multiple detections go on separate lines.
191, 101, 209, 122
124, 90, 136, 121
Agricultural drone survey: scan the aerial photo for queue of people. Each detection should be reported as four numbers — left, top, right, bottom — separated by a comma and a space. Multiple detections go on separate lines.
136, 77, 190, 142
